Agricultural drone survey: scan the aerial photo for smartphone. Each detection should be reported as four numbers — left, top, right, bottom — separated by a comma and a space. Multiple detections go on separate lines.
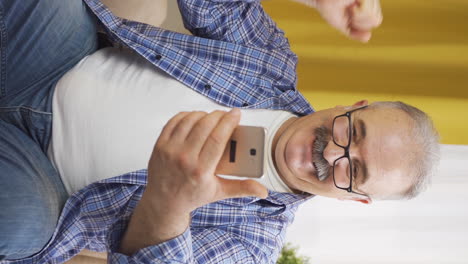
215, 126, 265, 179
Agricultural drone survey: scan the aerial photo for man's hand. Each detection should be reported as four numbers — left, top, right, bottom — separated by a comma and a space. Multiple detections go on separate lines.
119, 109, 268, 255
295, 0, 383, 42
146, 108, 268, 216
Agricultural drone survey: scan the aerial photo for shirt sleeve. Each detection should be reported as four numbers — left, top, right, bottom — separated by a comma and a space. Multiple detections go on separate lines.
109, 229, 194, 263
177, 0, 293, 53
106, 199, 294, 264
47, 169, 295, 264
108, 227, 269, 264
188, 222, 287, 263
187, 198, 296, 264
107, 224, 286, 264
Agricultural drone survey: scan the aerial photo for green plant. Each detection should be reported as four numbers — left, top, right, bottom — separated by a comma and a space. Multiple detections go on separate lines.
277, 243, 311, 264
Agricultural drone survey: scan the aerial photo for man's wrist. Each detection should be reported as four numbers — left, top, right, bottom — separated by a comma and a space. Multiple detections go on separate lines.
118, 191, 191, 255
140, 195, 191, 239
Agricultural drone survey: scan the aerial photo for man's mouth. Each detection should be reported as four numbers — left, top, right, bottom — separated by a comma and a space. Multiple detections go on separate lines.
312, 160, 318, 172
312, 126, 331, 182
311, 160, 326, 181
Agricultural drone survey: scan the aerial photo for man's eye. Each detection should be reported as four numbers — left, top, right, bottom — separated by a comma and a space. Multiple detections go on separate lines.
353, 165, 358, 180
353, 125, 357, 141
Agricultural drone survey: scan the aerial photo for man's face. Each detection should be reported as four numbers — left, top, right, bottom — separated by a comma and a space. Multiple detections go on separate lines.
273, 101, 416, 202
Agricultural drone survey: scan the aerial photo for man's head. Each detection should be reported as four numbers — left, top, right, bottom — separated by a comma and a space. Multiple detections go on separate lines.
273, 100, 440, 203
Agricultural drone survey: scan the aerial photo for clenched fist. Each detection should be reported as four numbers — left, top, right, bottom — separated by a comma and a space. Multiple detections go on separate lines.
294, 0, 383, 42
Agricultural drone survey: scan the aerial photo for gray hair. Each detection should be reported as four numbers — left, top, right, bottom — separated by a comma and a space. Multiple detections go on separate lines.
370, 101, 440, 200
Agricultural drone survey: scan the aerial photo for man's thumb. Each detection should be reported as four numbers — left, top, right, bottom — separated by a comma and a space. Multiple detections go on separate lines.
219, 178, 269, 199
349, 29, 372, 42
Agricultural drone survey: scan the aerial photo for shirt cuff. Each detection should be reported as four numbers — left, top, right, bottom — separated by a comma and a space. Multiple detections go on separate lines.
109, 228, 194, 264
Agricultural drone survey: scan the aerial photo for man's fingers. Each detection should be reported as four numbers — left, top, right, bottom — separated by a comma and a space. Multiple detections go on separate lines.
341, 0, 382, 42
185, 110, 227, 155
349, 29, 372, 42
170, 111, 207, 143
157, 111, 191, 143
218, 178, 269, 199
199, 108, 241, 169
351, 0, 382, 31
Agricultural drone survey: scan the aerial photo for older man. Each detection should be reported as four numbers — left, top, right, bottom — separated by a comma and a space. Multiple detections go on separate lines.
0, 0, 439, 263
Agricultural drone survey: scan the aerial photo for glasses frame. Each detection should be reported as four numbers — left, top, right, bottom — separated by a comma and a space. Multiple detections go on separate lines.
331, 105, 369, 197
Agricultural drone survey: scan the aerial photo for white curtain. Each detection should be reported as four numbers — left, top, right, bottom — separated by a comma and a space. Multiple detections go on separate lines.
286, 144, 468, 264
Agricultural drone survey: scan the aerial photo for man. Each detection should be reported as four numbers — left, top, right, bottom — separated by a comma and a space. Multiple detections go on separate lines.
0, 0, 439, 263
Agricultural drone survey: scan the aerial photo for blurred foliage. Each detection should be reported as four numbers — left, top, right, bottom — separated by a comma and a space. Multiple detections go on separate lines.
277, 243, 311, 264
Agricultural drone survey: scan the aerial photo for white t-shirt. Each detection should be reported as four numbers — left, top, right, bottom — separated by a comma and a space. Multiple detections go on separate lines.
48, 47, 296, 195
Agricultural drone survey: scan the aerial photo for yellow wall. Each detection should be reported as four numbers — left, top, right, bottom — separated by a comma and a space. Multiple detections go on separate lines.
263, 0, 468, 145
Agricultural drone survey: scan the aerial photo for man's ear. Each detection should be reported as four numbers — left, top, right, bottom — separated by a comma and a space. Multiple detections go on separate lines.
353, 100, 368, 107
351, 197, 372, 204
342, 100, 368, 110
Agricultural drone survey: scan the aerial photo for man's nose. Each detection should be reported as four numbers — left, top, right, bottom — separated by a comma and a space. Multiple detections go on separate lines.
324, 141, 360, 165
323, 141, 345, 166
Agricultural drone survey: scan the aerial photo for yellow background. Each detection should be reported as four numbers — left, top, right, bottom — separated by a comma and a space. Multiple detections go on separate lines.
263, 0, 468, 145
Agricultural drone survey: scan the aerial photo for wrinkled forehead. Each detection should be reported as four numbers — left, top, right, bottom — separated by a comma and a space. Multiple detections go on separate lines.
358, 107, 417, 199
366, 149, 414, 200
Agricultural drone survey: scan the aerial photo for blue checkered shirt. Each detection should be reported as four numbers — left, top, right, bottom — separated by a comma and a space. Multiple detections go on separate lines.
3, 0, 315, 263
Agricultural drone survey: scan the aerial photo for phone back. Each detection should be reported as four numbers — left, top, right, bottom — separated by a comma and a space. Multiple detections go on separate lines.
215, 126, 265, 178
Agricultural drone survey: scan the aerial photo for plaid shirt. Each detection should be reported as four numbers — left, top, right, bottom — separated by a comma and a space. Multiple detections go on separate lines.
3, 0, 315, 263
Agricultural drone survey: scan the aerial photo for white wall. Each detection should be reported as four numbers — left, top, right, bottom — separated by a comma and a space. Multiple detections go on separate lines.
286, 144, 468, 264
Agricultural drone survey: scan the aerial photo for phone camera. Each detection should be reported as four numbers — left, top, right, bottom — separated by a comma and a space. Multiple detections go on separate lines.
250, 149, 256, 156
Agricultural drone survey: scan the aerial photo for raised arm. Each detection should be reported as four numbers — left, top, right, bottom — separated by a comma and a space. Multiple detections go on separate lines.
178, 0, 382, 45
177, 0, 293, 51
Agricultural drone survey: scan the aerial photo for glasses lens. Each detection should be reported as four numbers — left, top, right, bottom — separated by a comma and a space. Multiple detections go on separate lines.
333, 157, 352, 189
333, 116, 350, 147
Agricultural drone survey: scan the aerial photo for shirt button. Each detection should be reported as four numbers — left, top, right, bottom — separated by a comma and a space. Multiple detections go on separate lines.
242, 103, 249, 107
155, 54, 162, 60
204, 84, 212, 90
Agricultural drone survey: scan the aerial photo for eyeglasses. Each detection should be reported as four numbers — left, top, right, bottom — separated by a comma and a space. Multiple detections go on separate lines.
331, 105, 368, 197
